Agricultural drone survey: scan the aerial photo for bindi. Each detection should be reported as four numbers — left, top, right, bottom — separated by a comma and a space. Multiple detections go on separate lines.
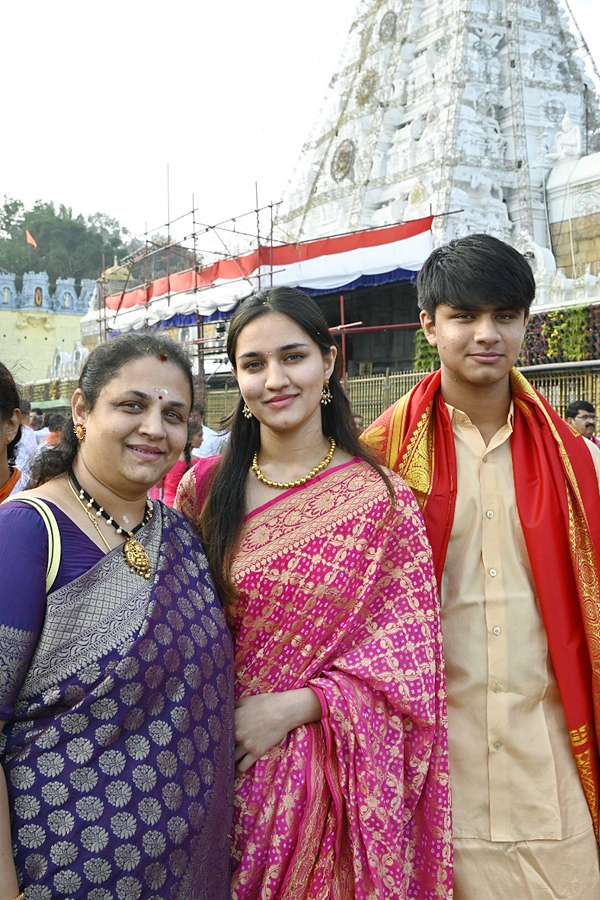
153, 386, 169, 400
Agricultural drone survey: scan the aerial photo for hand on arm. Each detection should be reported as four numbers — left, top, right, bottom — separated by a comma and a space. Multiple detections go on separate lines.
234, 688, 322, 773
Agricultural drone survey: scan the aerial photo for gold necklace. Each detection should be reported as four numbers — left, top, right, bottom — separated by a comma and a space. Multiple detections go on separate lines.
251, 437, 336, 489
68, 472, 153, 579
68, 478, 112, 552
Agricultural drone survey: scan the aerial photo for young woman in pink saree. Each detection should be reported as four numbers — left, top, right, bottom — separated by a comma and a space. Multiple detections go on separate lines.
176, 288, 452, 899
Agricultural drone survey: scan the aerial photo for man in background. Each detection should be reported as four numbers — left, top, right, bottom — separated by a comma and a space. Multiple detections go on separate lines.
566, 399, 600, 448
190, 402, 229, 458
32, 409, 50, 444
14, 398, 38, 486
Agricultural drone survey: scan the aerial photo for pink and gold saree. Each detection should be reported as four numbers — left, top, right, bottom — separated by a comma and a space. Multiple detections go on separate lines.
177, 457, 452, 899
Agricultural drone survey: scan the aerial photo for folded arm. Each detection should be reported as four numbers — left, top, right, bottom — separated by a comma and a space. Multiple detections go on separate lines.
234, 688, 321, 773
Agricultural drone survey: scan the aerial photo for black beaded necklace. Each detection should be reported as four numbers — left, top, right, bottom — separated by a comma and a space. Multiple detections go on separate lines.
69, 469, 152, 534
68, 469, 153, 578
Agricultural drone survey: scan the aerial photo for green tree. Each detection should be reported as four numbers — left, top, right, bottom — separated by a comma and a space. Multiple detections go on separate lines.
0, 196, 135, 287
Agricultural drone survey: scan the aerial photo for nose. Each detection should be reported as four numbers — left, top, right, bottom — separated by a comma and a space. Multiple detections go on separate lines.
264, 360, 291, 390
474, 315, 501, 343
138, 405, 167, 438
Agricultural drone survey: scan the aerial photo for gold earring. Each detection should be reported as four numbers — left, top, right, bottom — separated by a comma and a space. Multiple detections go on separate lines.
242, 403, 253, 419
320, 380, 332, 405
73, 423, 86, 442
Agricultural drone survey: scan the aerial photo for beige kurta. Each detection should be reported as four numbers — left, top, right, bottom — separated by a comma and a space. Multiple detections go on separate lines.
443, 405, 600, 899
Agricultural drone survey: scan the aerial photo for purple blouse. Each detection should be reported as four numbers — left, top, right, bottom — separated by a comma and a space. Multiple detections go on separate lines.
0, 502, 104, 718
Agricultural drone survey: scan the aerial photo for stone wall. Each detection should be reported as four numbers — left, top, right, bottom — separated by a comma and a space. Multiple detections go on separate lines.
550, 213, 600, 278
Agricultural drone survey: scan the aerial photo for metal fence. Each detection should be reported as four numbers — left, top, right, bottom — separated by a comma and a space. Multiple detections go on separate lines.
21, 363, 600, 431
519, 364, 600, 417
202, 362, 600, 430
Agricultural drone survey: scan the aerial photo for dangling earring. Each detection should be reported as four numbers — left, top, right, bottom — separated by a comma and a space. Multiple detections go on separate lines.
320, 380, 332, 405
242, 403, 253, 419
73, 423, 86, 442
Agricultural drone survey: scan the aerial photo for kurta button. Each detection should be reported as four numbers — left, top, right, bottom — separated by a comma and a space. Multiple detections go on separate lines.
486, 510, 494, 518
492, 625, 501, 635
492, 683, 501, 693
493, 740, 502, 750
490, 568, 498, 577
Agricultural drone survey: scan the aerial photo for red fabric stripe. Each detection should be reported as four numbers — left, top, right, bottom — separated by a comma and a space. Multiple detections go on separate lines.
105, 216, 433, 311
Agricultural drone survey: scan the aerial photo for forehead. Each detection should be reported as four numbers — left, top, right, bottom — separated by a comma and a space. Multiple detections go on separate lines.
436, 302, 527, 318
235, 313, 314, 354
443, 300, 522, 312
101, 357, 191, 398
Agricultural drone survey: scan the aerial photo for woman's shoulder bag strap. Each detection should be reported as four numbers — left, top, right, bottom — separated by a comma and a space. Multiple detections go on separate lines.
4, 497, 61, 592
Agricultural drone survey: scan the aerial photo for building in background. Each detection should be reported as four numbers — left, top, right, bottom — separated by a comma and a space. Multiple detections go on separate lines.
276, 0, 600, 313
0, 272, 94, 382
15, 0, 600, 390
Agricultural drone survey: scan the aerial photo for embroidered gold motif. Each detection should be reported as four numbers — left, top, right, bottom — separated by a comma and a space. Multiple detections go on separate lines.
571, 722, 594, 747
399, 403, 436, 502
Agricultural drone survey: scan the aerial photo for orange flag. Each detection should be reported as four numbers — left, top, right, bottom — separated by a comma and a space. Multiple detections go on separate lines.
25, 229, 37, 248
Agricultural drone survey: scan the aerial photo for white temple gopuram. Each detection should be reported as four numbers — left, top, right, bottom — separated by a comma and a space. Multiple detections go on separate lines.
276, 0, 600, 310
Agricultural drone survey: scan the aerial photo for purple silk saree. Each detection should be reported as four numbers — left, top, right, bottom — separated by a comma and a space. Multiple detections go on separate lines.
178, 458, 452, 899
0, 501, 234, 899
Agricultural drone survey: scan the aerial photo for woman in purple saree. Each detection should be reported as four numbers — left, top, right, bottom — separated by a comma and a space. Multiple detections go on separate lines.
0, 334, 233, 900
176, 288, 452, 899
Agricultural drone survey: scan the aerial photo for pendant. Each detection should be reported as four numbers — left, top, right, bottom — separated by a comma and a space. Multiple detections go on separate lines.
123, 536, 152, 579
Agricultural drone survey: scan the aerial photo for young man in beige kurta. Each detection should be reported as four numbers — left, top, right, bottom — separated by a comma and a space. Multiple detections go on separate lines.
363, 234, 600, 899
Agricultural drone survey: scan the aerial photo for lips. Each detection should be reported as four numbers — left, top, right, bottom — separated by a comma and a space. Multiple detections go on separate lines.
265, 394, 297, 408
470, 353, 503, 363
128, 444, 164, 461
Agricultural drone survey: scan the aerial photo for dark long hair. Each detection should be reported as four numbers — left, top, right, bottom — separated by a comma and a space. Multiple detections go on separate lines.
0, 362, 22, 464
200, 287, 393, 602
30, 333, 194, 485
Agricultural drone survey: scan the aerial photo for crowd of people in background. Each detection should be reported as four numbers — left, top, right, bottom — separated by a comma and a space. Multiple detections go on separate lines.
1, 234, 600, 899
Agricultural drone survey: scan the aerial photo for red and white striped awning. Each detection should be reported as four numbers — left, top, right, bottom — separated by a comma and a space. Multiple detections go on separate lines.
83, 216, 433, 332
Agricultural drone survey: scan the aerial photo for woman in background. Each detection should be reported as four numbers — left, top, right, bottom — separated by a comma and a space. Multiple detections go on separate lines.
0, 362, 24, 501
161, 418, 203, 506
0, 334, 233, 899
176, 288, 452, 899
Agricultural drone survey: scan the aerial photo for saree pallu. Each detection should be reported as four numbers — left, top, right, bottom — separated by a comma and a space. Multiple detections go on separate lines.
0, 503, 234, 899
362, 368, 600, 840
183, 459, 452, 898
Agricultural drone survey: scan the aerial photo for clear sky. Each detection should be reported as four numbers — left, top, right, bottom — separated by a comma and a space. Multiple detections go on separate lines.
2, 0, 598, 244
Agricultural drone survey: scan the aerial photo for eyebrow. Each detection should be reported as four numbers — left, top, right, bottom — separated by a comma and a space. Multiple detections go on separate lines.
119, 390, 188, 409
237, 342, 310, 360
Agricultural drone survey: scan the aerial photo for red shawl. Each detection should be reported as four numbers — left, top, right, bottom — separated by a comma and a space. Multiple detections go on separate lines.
362, 368, 600, 840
